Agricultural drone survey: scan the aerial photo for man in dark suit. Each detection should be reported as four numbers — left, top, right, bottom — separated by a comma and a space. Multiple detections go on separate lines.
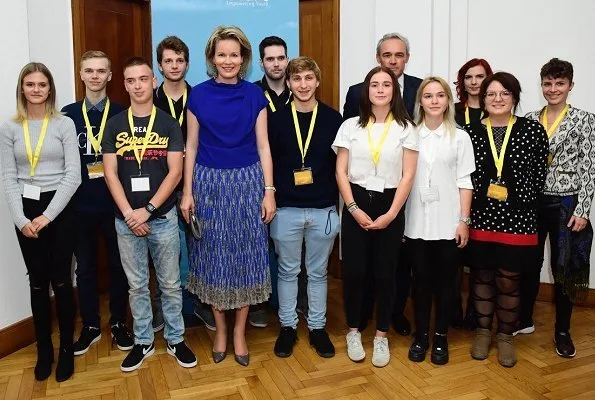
343, 32, 422, 119
342, 32, 421, 337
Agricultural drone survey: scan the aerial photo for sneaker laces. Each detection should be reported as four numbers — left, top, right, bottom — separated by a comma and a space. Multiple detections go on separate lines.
374, 337, 388, 353
347, 332, 361, 348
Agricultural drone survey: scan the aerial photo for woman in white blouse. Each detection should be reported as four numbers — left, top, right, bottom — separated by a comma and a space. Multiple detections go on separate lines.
404, 77, 475, 365
333, 66, 418, 368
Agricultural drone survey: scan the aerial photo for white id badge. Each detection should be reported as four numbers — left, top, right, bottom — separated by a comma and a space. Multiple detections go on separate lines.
419, 186, 440, 203
366, 175, 385, 192
130, 175, 150, 192
23, 183, 41, 200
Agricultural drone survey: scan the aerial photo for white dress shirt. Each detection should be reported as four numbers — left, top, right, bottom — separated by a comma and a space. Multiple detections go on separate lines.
404, 124, 475, 240
332, 117, 419, 189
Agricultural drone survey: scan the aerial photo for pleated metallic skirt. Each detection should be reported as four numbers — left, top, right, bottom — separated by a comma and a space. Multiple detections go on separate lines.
186, 162, 271, 310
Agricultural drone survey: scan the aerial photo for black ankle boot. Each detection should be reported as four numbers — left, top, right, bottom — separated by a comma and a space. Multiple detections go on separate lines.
34, 340, 54, 381
55, 345, 74, 382
408, 332, 429, 362
431, 334, 449, 365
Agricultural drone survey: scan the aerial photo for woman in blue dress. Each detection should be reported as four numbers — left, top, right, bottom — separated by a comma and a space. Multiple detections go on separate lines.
180, 26, 275, 366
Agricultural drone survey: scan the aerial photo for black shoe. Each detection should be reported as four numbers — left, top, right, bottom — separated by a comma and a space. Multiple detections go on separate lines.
34, 341, 54, 381
55, 345, 74, 382
194, 302, 216, 331
555, 332, 576, 358
73, 326, 101, 356
408, 332, 429, 362
111, 322, 134, 351
121, 343, 155, 372
309, 329, 335, 358
167, 341, 197, 368
431, 334, 449, 365
274, 327, 298, 358
392, 314, 411, 336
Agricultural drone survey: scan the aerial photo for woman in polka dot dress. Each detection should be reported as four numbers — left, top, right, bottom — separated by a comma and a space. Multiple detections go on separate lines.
464, 72, 548, 367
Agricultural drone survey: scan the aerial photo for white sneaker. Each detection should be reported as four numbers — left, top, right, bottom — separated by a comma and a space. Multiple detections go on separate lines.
372, 336, 390, 367
513, 324, 535, 336
346, 331, 365, 362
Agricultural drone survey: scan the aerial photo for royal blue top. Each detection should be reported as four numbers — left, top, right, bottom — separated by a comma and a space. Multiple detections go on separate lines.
188, 78, 268, 169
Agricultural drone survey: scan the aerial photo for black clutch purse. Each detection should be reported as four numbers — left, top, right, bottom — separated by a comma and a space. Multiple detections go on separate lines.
189, 212, 202, 239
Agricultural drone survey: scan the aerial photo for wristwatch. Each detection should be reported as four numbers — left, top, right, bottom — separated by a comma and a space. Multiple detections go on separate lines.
145, 203, 157, 214
460, 216, 471, 225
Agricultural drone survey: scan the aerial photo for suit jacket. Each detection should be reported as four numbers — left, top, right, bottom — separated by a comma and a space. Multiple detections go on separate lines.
342, 73, 422, 120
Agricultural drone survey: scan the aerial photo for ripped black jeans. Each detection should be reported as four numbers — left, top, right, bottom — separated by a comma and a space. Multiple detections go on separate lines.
16, 192, 76, 350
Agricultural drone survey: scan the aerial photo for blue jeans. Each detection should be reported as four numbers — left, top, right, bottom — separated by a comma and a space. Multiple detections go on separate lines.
270, 206, 339, 329
115, 207, 184, 345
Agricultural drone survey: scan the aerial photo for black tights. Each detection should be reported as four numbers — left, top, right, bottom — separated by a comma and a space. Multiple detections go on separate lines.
473, 267, 520, 334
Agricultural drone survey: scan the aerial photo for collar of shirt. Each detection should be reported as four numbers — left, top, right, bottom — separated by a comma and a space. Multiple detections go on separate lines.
84, 96, 107, 112
260, 75, 291, 102
398, 74, 405, 97
156, 81, 191, 103
419, 123, 445, 138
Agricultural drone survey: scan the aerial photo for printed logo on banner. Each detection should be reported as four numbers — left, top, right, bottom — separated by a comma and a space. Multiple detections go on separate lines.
226, 0, 270, 8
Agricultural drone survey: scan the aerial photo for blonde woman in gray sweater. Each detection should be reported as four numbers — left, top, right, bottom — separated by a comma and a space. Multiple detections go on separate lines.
0, 62, 81, 382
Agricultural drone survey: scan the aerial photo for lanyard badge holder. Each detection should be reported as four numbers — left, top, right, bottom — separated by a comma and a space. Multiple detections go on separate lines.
541, 104, 569, 167
128, 107, 156, 192
22, 115, 50, 200
292, 102, 317, 186
82, 99, 111, 179
486, 116, 514, 202
365, 114, 393, 193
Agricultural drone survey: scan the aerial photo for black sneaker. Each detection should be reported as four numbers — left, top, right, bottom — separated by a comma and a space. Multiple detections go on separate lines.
555, 332, 576, 358
431, 334, 449, 365
309, 329, 335, 358
121, 343, 155, 372
193, 302, 216, 331
167, 341, 197, 368
274, 327, 298, 358
111, 322, 134, 351
73, 326, 101, 356
408, 332, 429, 362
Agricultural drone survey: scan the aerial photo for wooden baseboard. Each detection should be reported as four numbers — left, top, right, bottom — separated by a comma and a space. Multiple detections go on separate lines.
0, 316, 35, 359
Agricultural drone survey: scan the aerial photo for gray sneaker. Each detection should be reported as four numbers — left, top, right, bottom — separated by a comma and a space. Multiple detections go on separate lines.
248, 306, 268, 328
193, 302, 216, 331
152, 307, 165, 333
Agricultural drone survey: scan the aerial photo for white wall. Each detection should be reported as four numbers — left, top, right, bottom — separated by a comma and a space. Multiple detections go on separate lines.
0, 0, 75, 330
341, 0, 595, 288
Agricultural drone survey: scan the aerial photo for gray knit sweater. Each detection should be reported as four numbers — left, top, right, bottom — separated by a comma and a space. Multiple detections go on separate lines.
0, 116, 81, 230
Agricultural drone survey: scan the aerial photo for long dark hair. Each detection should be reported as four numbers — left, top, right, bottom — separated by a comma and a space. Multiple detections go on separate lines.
454, 58, 493, 113
358, 66, 412, 128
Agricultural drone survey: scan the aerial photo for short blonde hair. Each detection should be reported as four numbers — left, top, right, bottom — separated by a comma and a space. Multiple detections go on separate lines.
286, 56, 321, 81
80, 50, 111, 69
14, 62, 60, 122
414, 76, 456, 136
204, 25, 252, 78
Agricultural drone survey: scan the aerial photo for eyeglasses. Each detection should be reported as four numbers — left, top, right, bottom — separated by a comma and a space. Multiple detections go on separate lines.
485, 91, 512, 100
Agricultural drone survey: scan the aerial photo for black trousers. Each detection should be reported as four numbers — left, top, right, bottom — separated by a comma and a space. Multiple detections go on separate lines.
75, 210, 129, 327
16, 192, 76, 349
409, 239, 459, 334
519, 195, 581, 333
342, 184, 405, 332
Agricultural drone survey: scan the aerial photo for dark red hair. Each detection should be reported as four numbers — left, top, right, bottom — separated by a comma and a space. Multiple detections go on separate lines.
454, 58, 493, 111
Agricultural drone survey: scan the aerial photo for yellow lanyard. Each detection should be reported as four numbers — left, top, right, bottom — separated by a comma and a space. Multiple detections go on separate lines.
465, 105, 484, 125
366, 114, 394, 167
291, 101, 318, 168
127, 106, 156, 172
486, 115, 515, 179
82, 98, 111, 159
22, 115, 50, 177
541, 104, 569, 139
165, 87, 187, 126
264, 90, 276, 112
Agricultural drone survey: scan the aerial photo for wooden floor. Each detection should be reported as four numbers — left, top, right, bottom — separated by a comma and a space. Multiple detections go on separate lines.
1, 278, 595, 400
